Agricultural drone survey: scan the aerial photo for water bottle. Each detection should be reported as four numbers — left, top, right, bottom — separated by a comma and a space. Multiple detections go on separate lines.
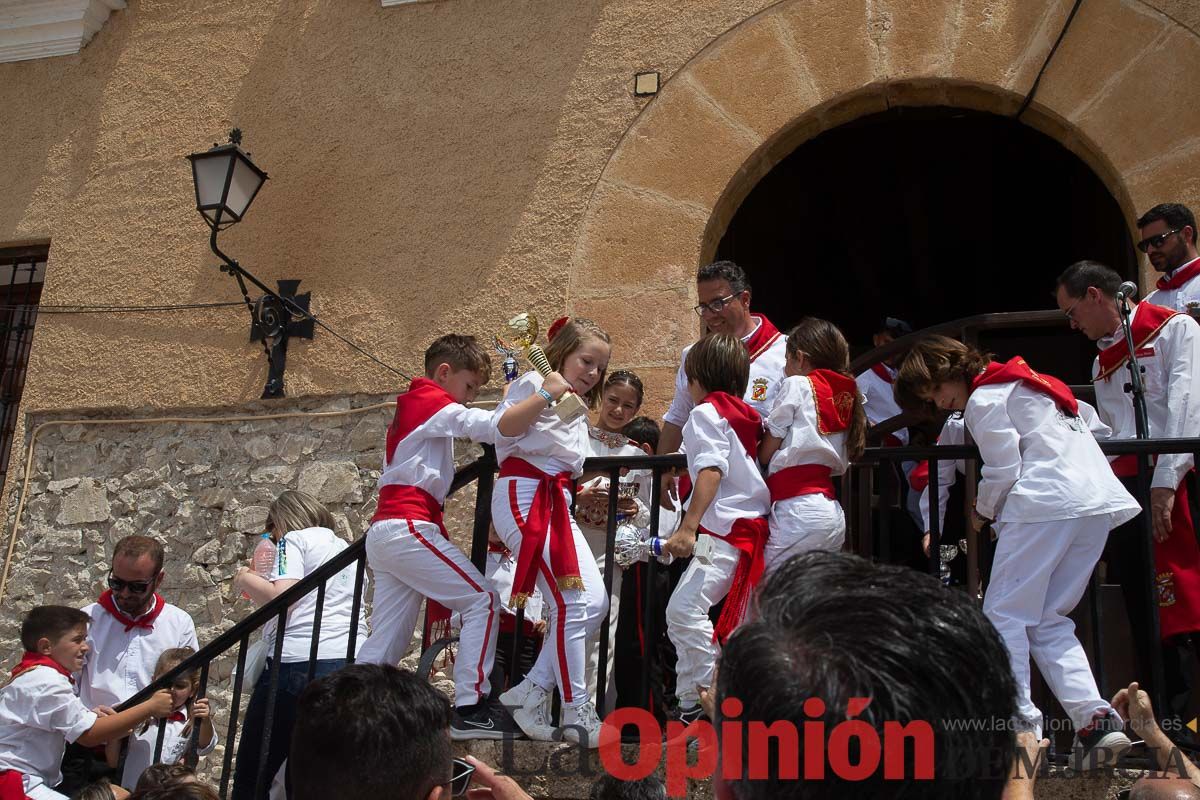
242, 533, 277, 600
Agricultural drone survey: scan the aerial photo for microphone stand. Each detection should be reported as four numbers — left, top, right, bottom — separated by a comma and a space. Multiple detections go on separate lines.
1118, 294, 1166, 717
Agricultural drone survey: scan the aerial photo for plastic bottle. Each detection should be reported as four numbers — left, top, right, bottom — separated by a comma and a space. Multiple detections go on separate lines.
646, 537, 675, 566
242, 533, 277, 600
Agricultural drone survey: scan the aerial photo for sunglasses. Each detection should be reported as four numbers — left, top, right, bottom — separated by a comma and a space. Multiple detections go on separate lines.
449, 758, 475, 797
107, 572, 159, 594
1136, 229, 1180, 253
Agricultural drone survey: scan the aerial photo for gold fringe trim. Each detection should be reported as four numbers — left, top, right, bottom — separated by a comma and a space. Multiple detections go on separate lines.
509, 592, 531, 610
557, 576, 586, 592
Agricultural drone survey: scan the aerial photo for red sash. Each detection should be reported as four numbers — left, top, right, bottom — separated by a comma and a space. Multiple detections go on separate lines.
371, 484, 454, 627
1095, 304, 1178, 382
0, 772, 28, 800
767, 465, 835, 502
707, 517, 771, 644
808, 370, 856, 436
10, 652, 74, 684
972, 357, 1078, 417
385, 378, 456, 464
98, 590, 165, 632
909, 461, 930, 492
745, 314, 781, 363
1156, 257, 1200, 291
499, 458, 583, 608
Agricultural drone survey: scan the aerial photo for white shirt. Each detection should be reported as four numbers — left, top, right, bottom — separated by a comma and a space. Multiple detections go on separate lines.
919, 414, 967, 533
764, 375, 850, 477
0, 666, 98, 793
121, 707, 218, 790
682, 403, 770, 535
494, 371, 589, 476
663, 318, 788, 428
966, 382, 1140, 525
1092, 305, 1200, 490
264, 526, 369, 663
78, 601, 198, 710
855, 365, 909, 445
1144, 256, 1200, 312
376, 399, 495, 505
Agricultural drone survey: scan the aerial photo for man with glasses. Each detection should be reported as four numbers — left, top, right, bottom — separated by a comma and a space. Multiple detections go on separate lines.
1138, 203, 1200, 313
60, 535, 198, 793
658, 260, 787, 457
1054, 260, 1200, 740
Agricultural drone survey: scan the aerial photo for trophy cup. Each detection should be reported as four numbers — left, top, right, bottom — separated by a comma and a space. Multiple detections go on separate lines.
503, 312, 589, 423
494, 337, 520, 384
939, 543, 961, 586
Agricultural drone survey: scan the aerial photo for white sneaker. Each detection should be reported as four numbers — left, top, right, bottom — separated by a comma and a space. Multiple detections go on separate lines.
560, 702, 603, 749
500, 681, 555, 742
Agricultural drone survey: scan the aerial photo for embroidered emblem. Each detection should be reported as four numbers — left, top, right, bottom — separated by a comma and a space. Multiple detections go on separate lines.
588, 426, 629, 449
751, 377, 769, 402
1157, 571, 1177, 607
833, 391, 854, 419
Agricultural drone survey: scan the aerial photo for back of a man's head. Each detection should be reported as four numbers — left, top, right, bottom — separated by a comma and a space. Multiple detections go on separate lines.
290, 664, 452, 800
717, 551, 1017, 800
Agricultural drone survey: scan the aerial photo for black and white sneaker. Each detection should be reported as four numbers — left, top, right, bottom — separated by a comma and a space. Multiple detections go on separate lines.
677, 705, 709, 726
1070, 710, 1131, 772
450, 700, 525, 741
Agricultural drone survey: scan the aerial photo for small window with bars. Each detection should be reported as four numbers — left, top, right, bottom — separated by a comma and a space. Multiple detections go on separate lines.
0, 246, 45, 482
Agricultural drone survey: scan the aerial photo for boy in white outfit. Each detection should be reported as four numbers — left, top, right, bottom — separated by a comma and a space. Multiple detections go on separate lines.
897, 336, 1140, 770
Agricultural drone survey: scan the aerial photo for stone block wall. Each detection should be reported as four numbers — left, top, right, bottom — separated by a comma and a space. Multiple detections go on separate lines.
0, 391, 492, 783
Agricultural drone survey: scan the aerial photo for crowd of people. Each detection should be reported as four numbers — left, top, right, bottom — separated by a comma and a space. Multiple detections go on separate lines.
2, 202, 1200, 798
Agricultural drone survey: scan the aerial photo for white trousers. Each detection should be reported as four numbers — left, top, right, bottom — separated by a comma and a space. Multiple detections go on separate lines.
358, 518, 500, 707
27, 784, 67, 800
666, 535, 741, 709
492, 477, 608, 709
765, 494, 845, 575
582, 526, 621, 714
984, 515, 1116, 733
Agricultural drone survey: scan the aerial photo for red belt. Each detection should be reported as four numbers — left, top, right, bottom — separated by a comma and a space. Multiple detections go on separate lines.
0, 771, 28, 800
371, 485, 452, 626
499, 458, 583, 608
703, 517, 770, 644
1110, 454, 1155, 479
766, 464, 835, 502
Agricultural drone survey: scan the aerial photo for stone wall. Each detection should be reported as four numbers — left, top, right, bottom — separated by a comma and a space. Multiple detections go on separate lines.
0, 391, 491, 783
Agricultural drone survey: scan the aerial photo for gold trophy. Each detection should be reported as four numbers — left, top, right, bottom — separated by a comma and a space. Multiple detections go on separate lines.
503, 312, 589, 423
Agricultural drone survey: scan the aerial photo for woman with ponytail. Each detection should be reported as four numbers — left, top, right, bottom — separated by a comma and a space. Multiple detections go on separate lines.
758, 318, 866, 570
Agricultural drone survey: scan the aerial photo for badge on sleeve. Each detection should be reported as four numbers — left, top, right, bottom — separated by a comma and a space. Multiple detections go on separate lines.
751, 377, 768, 402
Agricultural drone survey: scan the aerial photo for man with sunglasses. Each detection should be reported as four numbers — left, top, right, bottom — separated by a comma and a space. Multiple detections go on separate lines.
1139, 203, 1200, 314
658, 260, 787, 457
60, 536, 198, 794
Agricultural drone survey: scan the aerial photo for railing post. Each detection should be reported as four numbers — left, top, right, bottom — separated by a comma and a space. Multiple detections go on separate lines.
1135, 452, 1167, 718
595, 467, 620, 717
927, 457, 941, 577
471, 445, 497, 574
642, 466, 663, 716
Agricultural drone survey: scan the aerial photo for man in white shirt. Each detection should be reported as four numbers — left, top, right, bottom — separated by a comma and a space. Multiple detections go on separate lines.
1056, 259, 1200, 735
1138, 203, 1200, 313
60, 536, 198, 794
658, 260, 787, 457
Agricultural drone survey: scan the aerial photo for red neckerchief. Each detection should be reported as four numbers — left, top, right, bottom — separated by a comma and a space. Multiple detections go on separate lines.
1156, 256, 1200, 291
744, 314, 781, 363
10, 651, 74, 684
1095, 303, 1178, 381
972, 357, 1078, 417
870, 362, 894, 384
499, 458, 582, 609
384, 378, 457, 463
807, 369, 857, 435
0, 770, 29, 800
701, 392, 763, 460
98, 590, 165, 633
168, 709, 186, 723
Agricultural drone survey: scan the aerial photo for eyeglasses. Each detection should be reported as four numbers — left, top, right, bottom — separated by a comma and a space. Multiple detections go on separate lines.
107, 572, 159, 594
1136, 229, 1180, 253
449, 758, 475, 797
693, 293, 742, 316
1062, 296, 1083, 320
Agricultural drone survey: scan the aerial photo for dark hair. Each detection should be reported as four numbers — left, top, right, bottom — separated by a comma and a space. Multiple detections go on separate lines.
893, 336, 991, 418
1056, 260, 1123, 299
424, 333, 492, 383
289, 664, 452, 800
589, 773, 666, 800
685, 333, 749, 397
623, 416, 660, 452
20, 605, 89, 651
134, 764, 197, 794
113, 535, 165, 574
128, 784, 218, 800
71, 780, 117, 800
718, 551, 1017, 800
697, 259, 751, 295
604, 369, 645, 407
785, 318, 867, 461
1138, 202, 1197, 245
880, 317, 913, 337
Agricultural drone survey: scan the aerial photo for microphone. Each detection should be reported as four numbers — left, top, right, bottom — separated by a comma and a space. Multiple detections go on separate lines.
1116, 281, 1139, 301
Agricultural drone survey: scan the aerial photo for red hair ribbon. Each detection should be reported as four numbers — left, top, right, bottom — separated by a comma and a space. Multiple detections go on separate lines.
547, 316, 570, 342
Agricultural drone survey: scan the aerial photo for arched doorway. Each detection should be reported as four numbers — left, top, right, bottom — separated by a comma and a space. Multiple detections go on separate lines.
714, 106, 1137, 384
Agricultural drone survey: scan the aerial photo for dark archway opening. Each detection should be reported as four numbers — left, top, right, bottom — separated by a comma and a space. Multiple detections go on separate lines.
715, 106, 1137, 385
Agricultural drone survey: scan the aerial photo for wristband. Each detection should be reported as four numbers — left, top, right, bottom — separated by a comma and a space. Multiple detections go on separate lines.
536, 388, 554, 405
